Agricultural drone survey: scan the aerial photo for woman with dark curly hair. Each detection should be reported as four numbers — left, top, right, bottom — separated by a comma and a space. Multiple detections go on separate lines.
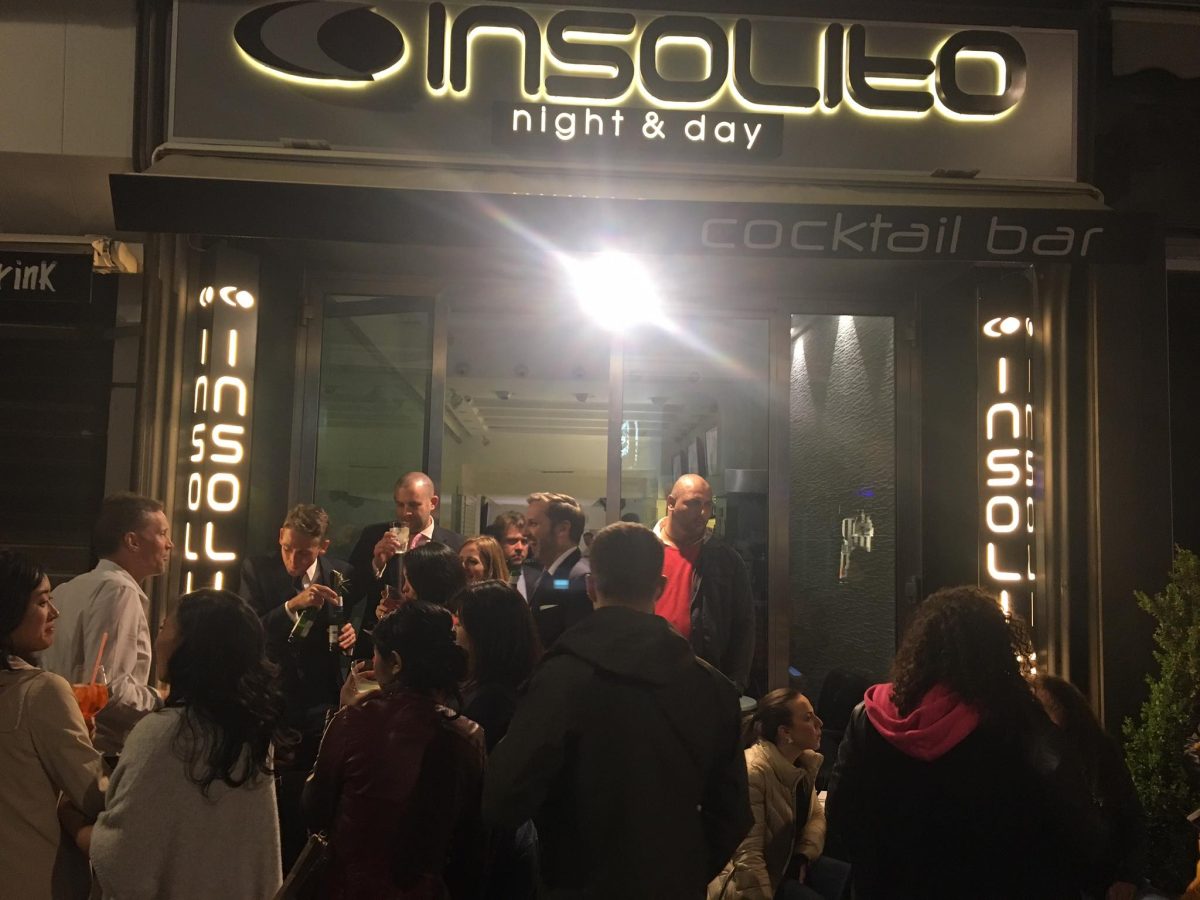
85, 589, 288, 899
825, 586, 1105, 899
304, 601, 486, 899
0, 549, 107, 900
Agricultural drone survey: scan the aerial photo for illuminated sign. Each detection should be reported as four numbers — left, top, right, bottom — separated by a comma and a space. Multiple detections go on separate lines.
235, 4, 1025, 119
172, 1, 1078, 178
978, 293, 1038, 637
179, 270, 259, 595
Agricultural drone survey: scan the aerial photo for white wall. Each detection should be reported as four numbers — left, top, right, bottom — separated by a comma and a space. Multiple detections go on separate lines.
0, 1, 135, 158
0, 2, 137, 235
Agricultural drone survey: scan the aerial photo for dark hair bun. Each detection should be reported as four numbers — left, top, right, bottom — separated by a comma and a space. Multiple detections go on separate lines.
374, 602, 467, 693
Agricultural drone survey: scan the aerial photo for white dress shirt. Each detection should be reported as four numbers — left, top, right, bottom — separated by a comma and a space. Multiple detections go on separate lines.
42, 560, 163, 754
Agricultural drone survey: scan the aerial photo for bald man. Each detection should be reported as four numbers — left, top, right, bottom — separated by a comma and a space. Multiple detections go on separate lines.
346, 472, 464, 656
653, 474, 755, 692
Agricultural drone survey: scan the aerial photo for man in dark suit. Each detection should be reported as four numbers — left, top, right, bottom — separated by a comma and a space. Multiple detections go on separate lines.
238, 503, 356, 870
522, 491, 593, 647
347, 472, 464, 655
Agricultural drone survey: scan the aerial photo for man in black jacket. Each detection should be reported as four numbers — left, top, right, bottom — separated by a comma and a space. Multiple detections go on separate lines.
520, 491, 592, 647
347, 472, 463, 655
653, 474, 755, 693
238, 503, 356, 869
484, 522, 752, 899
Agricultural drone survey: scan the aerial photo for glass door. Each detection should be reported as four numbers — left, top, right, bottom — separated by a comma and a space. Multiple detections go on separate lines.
619, 315, 771, 694
440, 307, 610, 538
307, 295, 434, 559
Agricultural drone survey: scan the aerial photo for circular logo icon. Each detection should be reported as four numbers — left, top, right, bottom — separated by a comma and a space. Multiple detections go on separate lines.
234, 1, 405, 83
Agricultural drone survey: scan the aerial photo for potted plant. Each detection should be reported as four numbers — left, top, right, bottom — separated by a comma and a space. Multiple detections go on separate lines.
1124, 548, 1200, 892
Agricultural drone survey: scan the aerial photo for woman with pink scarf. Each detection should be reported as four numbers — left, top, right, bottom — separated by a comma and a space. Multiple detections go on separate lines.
825, 586, 1105, 899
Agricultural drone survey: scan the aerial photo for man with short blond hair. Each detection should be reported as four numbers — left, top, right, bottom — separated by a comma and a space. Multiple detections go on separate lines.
239, 503, 356, 870
654, 474, 755, 693
522, 491, 591, 647
485, 522, 751, 898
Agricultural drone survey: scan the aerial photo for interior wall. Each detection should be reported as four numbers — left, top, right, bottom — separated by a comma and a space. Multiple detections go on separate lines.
789, 314, 897, 700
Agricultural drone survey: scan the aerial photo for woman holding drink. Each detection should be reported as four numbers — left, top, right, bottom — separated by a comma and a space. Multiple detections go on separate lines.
0, 549, 107, 900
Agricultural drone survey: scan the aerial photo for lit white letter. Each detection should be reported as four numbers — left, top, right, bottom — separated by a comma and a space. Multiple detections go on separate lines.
187, 473, 202, 511
210, 425, 245, 464
183, 522, 199, 561
986, 402, 1021, 439
213, 376, 248, 416
193, 376, 208, 413
986, 496, 1020, 533
986, 542, 1022, 582
986, 449, 1021, 486
206, 474, 240, 513
203, 522, 236, 561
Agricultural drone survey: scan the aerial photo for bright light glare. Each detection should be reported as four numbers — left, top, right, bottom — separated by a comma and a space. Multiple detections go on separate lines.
566, 252, 663, 331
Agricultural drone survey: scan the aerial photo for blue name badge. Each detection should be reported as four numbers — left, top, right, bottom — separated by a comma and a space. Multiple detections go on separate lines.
553, 578, 570, 590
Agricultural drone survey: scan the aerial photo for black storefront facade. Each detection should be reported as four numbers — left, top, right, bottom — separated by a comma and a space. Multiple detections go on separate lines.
114, 0, 1170, 728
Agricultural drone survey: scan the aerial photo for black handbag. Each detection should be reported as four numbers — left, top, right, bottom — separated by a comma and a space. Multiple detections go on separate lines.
273, 832, 330, 900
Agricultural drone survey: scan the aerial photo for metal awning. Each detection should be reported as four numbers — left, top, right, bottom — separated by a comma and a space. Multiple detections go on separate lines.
111, 148, 1150, 262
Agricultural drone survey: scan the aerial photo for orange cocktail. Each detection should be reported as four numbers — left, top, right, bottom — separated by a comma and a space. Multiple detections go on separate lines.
72, 683, 108, 720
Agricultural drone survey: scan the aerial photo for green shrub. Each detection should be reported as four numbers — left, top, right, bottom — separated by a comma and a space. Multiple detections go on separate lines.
1123, 547, 1200, 892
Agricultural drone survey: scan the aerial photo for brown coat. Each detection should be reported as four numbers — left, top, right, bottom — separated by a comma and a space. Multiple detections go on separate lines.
0, 661, 106, 900
303, 686, 486, 899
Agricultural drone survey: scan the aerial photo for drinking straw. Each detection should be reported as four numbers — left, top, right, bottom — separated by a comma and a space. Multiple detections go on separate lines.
89, 632, 109, 685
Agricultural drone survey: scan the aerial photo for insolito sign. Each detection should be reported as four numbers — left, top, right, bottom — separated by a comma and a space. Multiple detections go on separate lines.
170, 1, 1078, 179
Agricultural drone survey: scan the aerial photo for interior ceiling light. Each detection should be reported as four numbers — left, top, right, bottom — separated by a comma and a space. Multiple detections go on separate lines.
564, 251, 664, 332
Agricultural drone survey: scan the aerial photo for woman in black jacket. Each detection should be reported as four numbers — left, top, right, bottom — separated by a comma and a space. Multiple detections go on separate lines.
825, 586, 1105, 899
455, 580, 542, 752
1033, 674, 1146, 899
453, 580, 542, 900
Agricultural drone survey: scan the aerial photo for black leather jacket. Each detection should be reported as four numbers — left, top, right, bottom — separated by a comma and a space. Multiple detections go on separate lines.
687, 535, 755, 694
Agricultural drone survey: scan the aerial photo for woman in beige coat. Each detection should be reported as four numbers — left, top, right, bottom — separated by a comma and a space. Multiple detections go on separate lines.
710, 688, 843, 900
0, 550, 107, 900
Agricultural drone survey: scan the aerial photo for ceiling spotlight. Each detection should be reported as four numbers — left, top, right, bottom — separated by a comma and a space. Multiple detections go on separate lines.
564, 251, 663, 332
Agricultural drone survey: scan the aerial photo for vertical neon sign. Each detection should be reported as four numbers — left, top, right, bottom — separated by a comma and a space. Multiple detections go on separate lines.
979, 300, 1037, 650
180, 279, 259, 594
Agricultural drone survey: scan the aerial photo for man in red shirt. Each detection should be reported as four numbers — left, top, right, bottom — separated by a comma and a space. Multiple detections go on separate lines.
653, 475, 755, 693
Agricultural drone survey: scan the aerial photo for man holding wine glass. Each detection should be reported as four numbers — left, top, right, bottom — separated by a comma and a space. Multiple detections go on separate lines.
347, 472, 464, 655
238, 503, 356, 870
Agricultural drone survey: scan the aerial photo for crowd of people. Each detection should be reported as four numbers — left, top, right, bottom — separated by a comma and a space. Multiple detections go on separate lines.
0, 470, 1162, 899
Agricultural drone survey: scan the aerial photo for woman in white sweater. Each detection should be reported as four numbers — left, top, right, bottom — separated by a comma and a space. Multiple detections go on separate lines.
85, 589, 288, 900
0, 550, 107, 900
710, 688, 847, 900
